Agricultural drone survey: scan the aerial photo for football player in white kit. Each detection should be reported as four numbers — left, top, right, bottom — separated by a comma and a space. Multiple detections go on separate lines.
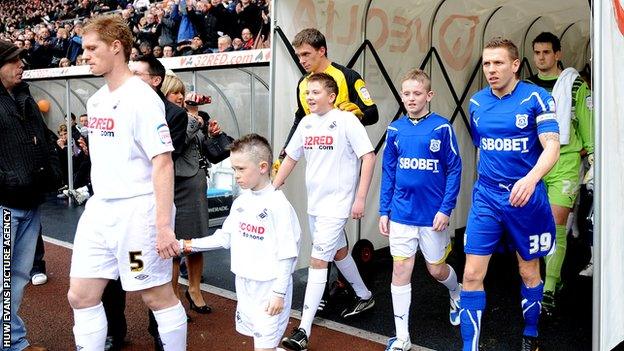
180, 134, 301, 351
66, 15, 187, 351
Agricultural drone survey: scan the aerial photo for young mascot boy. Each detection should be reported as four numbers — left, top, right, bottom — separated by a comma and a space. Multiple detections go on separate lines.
180, 133, 301, 351
274, 72, 377, 351
379, 69, 463, 351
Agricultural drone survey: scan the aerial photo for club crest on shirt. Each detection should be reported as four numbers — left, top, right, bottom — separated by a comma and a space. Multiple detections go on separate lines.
515, 114, 529, 129
328, 121, 337, 130
429, 139, 441, 152
257, 208, 268, 221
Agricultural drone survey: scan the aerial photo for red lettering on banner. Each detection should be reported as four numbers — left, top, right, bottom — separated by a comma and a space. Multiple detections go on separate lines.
293, 0, 318, 29
337, 5, 359, 45
367, 8, 389, 49
389, 15, 411, 53
614, 0, 624, 36
439, 15, 479, 71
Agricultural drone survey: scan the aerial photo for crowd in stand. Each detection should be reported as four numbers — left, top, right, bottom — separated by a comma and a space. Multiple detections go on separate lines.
0, 0, 271, 69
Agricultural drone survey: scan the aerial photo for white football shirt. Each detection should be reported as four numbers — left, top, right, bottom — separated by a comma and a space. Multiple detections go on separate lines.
87, 76, 173, 199
285, 109, 374, 218
212, 185, 301, 281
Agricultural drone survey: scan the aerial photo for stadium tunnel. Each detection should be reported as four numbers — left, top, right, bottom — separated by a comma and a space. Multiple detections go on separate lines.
270, 0, 622, 349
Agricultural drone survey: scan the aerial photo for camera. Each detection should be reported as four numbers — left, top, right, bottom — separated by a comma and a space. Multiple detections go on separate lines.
185, 94, 212, 106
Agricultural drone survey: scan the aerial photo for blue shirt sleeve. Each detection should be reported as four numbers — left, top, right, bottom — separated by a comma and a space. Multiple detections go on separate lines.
469, 98, 480, 147
439, 123, 462, 216
533, 87, 559, 135
379, 125, 398, 216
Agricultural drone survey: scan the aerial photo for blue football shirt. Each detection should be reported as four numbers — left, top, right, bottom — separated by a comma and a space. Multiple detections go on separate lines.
469, 81, 559, 187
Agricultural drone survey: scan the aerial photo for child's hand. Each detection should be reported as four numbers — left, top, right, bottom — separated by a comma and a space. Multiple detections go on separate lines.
265, 295, 284, 316
351, 197, 365, 219
432, 212, 449, 232
379, 215, 390, 236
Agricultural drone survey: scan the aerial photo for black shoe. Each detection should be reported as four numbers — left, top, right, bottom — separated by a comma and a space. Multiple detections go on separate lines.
281, 327, 308, 351
521, 336, 539, 351
153, 336, 164, 351
341, 295, 375, 318
185, 290, 212, 314
542, 291, 556, 318
103, 336, 124, 351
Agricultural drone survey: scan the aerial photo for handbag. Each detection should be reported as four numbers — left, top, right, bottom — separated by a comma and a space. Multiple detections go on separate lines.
201, 132, 234, 164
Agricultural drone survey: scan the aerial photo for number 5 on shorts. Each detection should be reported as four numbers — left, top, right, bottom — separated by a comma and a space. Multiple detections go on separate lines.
129, 251, 144, 272
528, 233, 552, 254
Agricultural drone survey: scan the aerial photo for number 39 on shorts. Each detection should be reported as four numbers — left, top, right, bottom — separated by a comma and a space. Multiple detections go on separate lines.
528, 232, 552, 254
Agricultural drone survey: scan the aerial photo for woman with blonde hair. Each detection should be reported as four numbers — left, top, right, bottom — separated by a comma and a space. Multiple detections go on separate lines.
161, 74, 220, 314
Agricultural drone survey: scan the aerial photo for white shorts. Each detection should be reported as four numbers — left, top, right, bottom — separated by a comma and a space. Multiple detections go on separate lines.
389, 221, 451, 264
234, 276, 292, 349
308, 216, 348, 262
70, 194, 173, 291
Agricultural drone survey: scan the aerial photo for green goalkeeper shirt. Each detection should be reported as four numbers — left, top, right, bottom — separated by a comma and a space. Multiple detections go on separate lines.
527, 74, 594, 155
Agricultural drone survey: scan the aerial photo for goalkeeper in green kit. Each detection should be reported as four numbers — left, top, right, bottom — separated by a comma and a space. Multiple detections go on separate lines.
527, 32, 594, 317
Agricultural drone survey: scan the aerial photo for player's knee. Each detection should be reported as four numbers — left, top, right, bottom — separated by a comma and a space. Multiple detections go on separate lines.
392, 260, 411, 283
334, 246, 349, 261
462, 265, 485, 286
310, 257, 329, 269
518, 265, 541, 285
141, 284, 178, 310
426, 262, 447, 281
67, 288, 97, 309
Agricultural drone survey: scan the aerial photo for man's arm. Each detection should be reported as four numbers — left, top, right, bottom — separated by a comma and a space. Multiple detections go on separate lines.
352, 152, 376, 219
509, 132, 560, 207
575, 82, 594, 155
344, 70, 378, 126
152, 152, 179, 258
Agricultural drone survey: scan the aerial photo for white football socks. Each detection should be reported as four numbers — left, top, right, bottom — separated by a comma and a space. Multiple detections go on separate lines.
335, 255, 372, 299
153, 301, 188, 351
391, 283, 411, 341
299, 268, 327, 337
72, 302, 107, 350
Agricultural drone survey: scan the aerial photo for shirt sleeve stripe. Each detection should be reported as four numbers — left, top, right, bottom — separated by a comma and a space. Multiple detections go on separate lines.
520, 92, 546, 112
434, 124, 458, 155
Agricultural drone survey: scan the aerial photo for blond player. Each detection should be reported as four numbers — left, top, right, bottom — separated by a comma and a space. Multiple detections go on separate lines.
181, 134, 301, 351
66, 15, 186, 351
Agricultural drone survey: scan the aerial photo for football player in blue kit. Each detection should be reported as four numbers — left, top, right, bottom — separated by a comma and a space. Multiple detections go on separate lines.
460, 38, 560, 351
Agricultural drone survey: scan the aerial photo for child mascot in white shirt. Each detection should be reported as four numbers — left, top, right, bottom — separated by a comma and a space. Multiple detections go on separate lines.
181, 134, 301, 351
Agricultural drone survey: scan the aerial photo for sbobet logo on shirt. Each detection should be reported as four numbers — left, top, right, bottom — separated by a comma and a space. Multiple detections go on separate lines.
304, 135, 334, 150
399, 157, 440, 173
480, 137, 529, 153
239, 222, 265, 241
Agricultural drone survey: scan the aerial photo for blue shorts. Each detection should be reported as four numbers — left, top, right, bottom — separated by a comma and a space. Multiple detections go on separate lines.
464, 179, 555, 261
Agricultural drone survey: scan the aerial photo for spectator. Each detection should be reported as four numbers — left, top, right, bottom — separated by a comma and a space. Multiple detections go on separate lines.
59, 57, 71, 67
156, 2, 179, 47
232, 37, 242, 50
235, 0, 261, 37
0, 39, 61, 351
240, 27, 254, 50
139, 41, 153, 56
50, 27, 70, 66
67, 22, 84, 64
30, 27, 53, 68
174, 0, 197, 45
153, 45, 163, 58
163, 44, 175, 57
137, 11, 159, 47
190, 0, 219, 52
130, 46, 140, 61
217, 35, 233, 52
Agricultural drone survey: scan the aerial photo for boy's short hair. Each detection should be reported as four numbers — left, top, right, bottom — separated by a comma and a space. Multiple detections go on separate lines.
307, 72, 338, 97
83, 15, 134, 63
229, 133, 273, 166
532, 32, 561, 52
401, 68, 431, 91
292, 28, 327, 56
484, 37, 519, 61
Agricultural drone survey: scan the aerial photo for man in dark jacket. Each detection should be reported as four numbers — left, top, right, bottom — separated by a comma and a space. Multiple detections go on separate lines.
100, 54, 188, 351
0, 40, 60, 351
